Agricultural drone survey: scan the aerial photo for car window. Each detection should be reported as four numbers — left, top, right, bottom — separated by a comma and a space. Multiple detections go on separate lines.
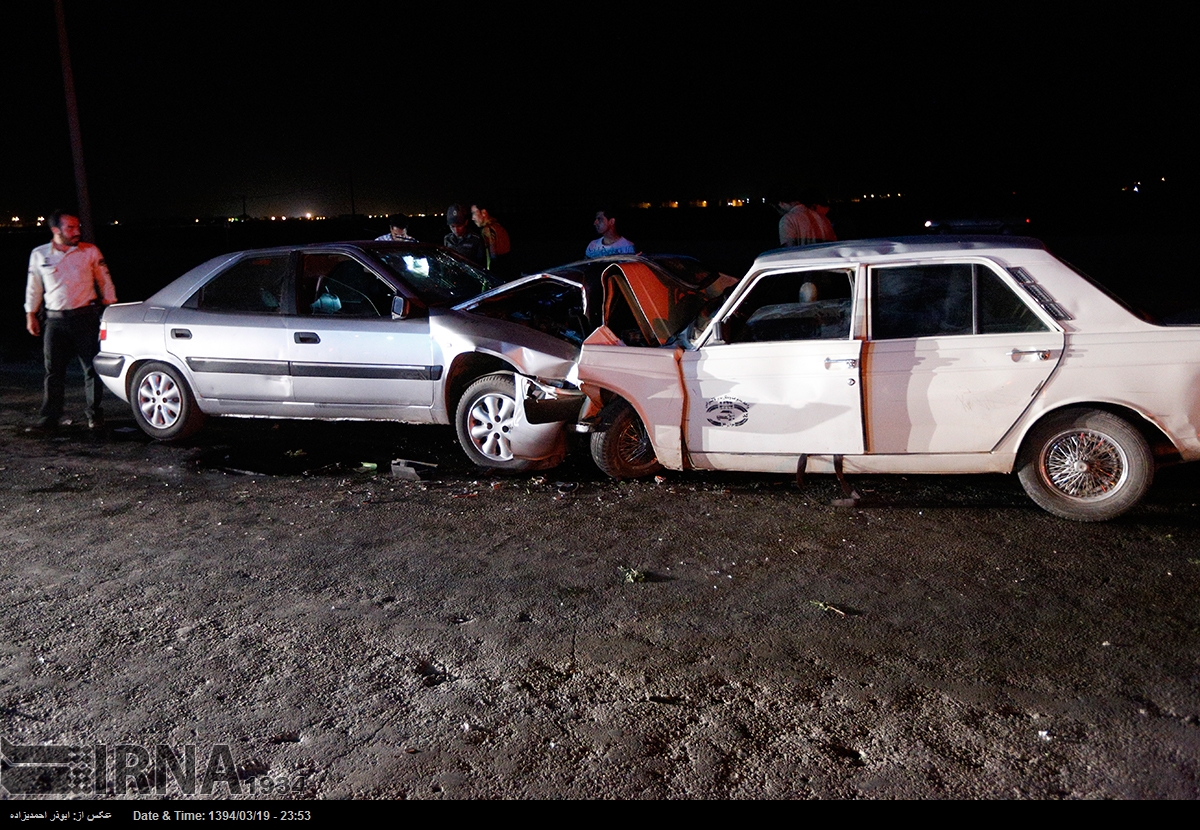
298, 253, 394, 318
370, 248, 502, 306
977, 267, 1050, 333
871, 263, 1047, 340
722, 269, 854, 344
189, 254, 289, 314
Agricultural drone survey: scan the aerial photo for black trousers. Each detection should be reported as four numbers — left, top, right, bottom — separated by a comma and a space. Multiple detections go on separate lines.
41, 307, 103, 423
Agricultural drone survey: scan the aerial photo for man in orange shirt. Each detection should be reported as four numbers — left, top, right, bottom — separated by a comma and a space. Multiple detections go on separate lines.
471, 202, 512, 277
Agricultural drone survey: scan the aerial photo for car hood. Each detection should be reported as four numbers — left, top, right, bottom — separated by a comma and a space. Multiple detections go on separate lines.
455, 261, 735, 349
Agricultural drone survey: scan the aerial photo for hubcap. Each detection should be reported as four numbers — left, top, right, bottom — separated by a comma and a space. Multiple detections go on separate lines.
1042, 429, 1127, 500
137, 372, 182, 429
467, 392, 517, 461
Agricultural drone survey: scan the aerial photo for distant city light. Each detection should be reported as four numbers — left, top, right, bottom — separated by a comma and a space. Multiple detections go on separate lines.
10, 216, 17, 222
305, 212, 312, 219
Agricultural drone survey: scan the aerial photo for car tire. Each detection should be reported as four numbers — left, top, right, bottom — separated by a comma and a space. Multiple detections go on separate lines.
590, 399, 662, 479
1017, 409, 1152, 521
455, 373, 538, 472
130, 362, 205, 441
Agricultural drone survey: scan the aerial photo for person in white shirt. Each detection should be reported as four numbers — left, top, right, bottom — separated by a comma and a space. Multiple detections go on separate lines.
375, 213, 417, 242
585, 208, 636, 258
24, 211, 118, 431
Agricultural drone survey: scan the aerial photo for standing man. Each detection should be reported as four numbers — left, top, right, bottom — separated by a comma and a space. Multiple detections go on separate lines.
585, 208, 635, 258
443, 204, 486, 266
25, 210, 117, 432
470, 203, 512, 276
777, 195, 837, 247
375, 213, 417, 242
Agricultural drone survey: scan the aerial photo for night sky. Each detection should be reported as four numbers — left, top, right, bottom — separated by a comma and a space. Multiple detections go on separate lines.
2, 3, 1193, 222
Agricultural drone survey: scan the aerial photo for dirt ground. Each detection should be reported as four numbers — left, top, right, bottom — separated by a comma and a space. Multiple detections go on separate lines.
1, 358, 1198, 800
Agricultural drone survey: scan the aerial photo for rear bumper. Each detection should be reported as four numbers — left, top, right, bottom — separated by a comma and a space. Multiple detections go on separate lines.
93, 353, 126, 378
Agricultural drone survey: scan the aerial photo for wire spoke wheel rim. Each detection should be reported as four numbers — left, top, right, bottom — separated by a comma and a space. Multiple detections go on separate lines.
1041, 428, 1128, 501
615, 416, 654, 466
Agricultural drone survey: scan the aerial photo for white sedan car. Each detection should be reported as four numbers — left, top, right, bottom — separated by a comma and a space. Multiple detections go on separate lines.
93, 241, 580, 470
564, 237, 1200, 521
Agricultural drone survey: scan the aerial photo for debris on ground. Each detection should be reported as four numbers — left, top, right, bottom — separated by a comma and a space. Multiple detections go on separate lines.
809, 600, 847, 616
619, 565, 646, 583
391, 458, 438, 481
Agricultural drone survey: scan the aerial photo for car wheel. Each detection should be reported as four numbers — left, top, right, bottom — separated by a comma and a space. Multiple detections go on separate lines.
455, 373, 537, 472
1017, 409, 1152, 521
130, 362, 205, 441
590, 399, 662, 479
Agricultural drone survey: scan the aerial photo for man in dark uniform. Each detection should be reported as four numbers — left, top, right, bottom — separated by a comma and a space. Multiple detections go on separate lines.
443, 203, 486, 267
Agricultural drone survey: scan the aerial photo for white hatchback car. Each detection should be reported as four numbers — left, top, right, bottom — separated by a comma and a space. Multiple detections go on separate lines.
561, 237, 1200, 521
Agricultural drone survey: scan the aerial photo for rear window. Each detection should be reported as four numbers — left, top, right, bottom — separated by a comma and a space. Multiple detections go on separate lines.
188, 255, 288, 313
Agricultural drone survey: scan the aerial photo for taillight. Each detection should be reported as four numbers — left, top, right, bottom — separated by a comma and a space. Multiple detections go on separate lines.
99, 321, 107, 341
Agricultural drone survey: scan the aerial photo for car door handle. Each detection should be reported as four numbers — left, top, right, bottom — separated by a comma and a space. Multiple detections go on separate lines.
294, 332, 321, 344
824, 357, 858, 369
170, 328, 191, 339
1009, 349, 1050, 360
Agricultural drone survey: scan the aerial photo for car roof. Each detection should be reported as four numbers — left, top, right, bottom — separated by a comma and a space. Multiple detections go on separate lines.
144, 240, 478, 308
748, 235, 1160, 332
753, 235, 1047, 267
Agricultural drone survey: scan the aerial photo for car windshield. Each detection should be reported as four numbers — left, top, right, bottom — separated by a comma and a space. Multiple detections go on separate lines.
367, 246, 503, 306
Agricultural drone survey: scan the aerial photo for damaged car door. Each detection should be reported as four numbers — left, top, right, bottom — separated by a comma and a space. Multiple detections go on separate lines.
683, 267, 865, 470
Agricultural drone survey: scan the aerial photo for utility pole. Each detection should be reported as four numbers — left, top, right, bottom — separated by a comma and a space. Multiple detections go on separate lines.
54, 0, 94, 241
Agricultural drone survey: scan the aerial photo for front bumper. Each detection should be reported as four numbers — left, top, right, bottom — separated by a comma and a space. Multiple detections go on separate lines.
518, 375, 588, 425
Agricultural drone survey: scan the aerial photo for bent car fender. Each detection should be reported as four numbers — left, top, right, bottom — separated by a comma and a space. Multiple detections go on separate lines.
576, 326, 687, 470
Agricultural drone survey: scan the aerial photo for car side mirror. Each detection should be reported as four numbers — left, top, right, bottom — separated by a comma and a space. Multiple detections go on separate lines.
391, 296, 410, 320
711, 320, 726, 344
